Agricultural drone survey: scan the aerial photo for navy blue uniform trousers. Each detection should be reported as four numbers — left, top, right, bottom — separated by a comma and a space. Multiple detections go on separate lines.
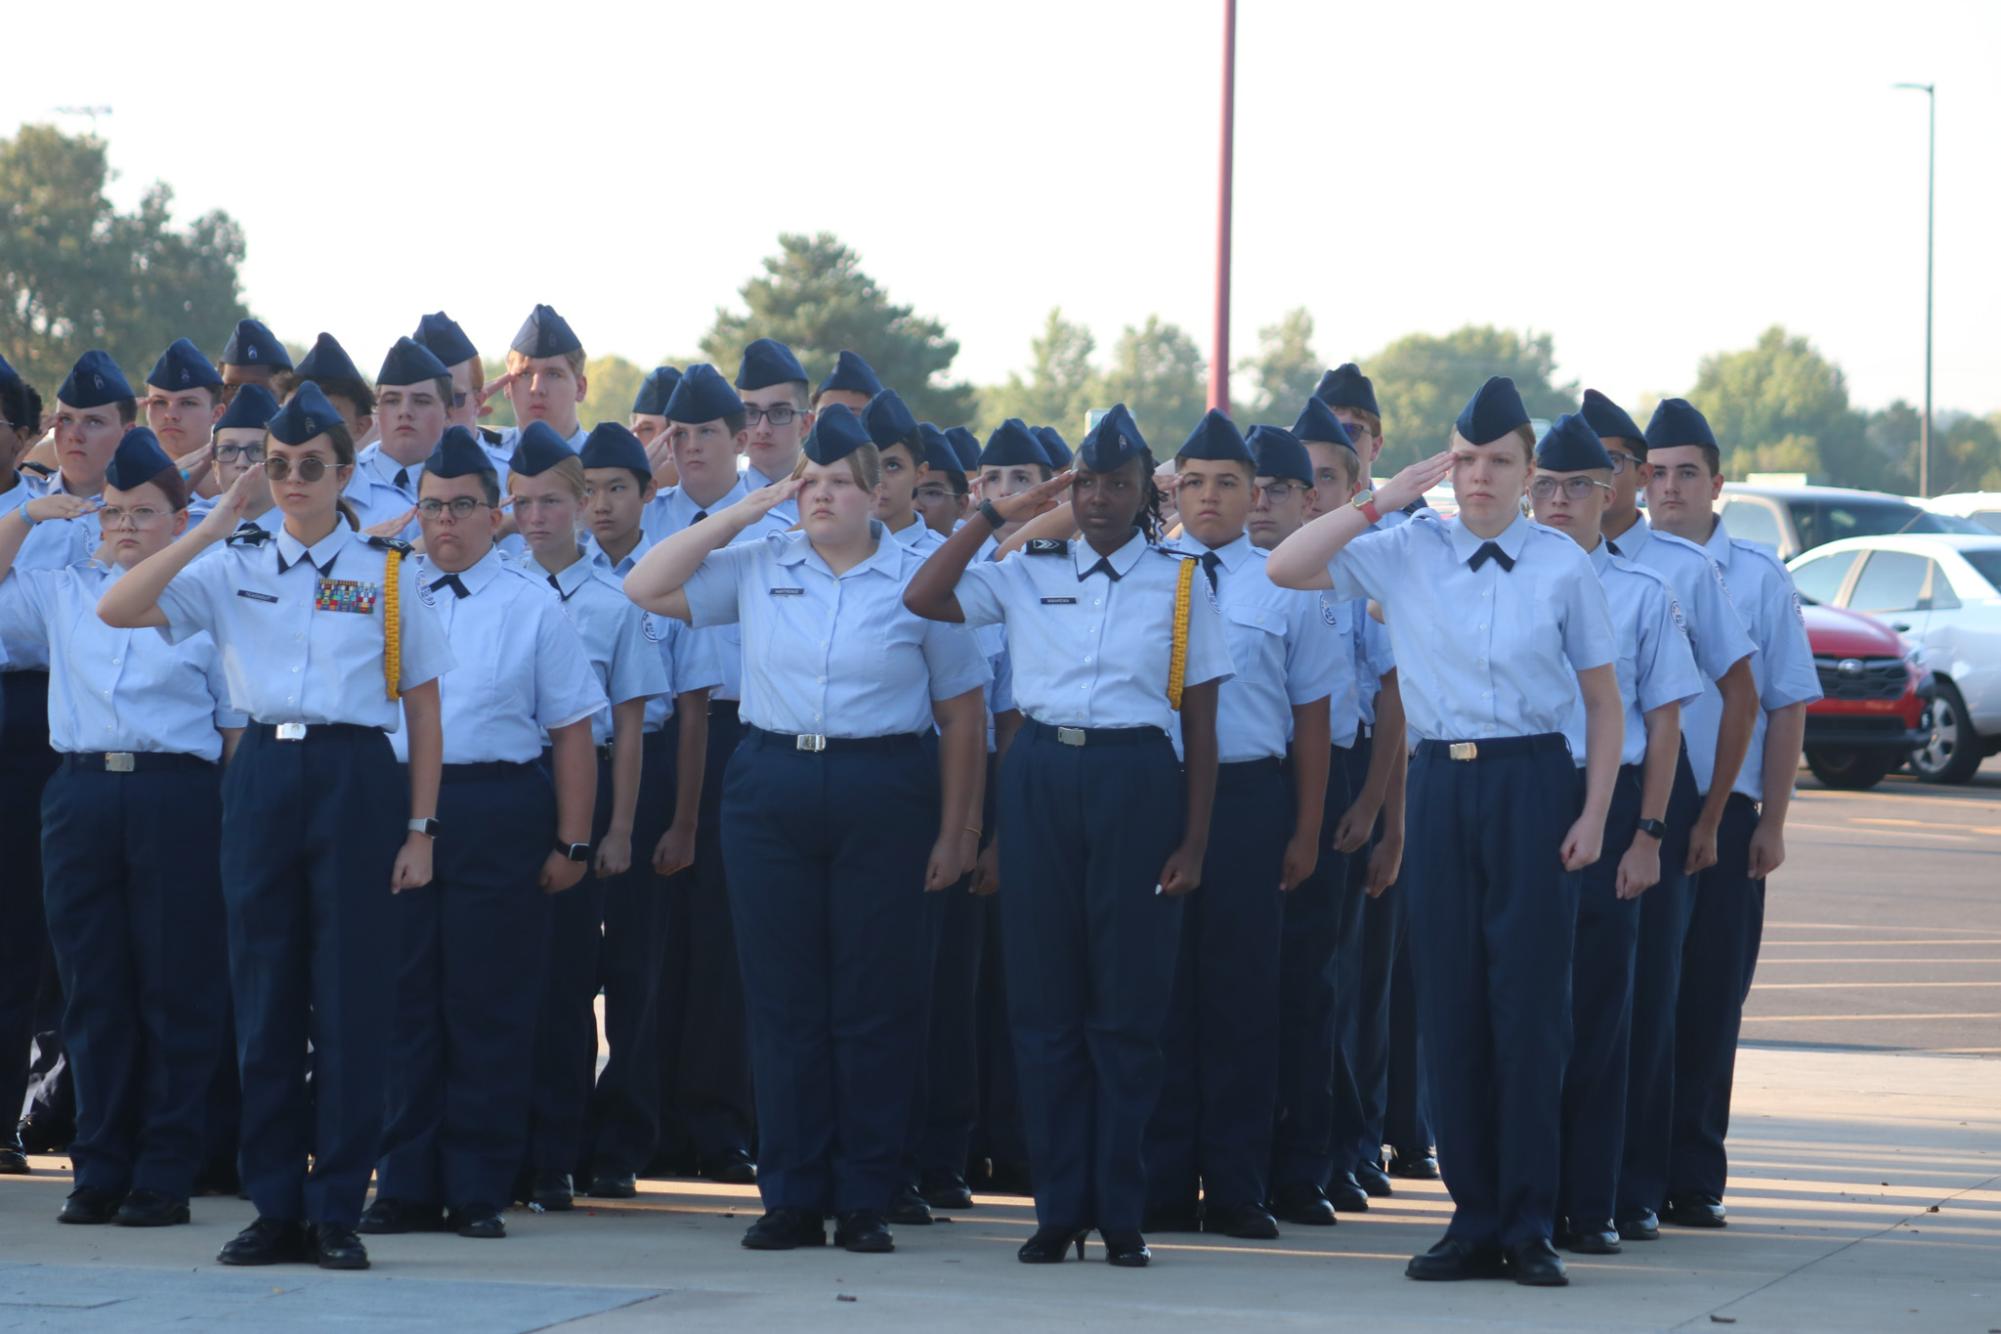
914, 755, 999, 1178
1668, 791, 1764, 1204
221, 724, 405, 1227
41, 753, 226, 1199
999, 722, 1185, 1232
1558, 765, 1645, 1230
1147, 758, 1289, 1212
0, 671, 57, 1130
974, 890, 1028, 1178
722, 729, 935, 1215
1383, 912, 1433, 1160
381, 761, 552, 1208
1405, 735, 1580, 1249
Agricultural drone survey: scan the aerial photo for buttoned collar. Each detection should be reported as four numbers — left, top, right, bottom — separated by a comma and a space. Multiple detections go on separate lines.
1586, 534, 1615, 574
360, 443, 425, 491
1174, 529, 1255, 573
448, 546, 508, 597
1610, 511, 1654, 559
678, 476, 748, 517
532, 548, 595, 600
888, 515, 931, 547
1447, 511, 1532, 565
588, 532, 650, 577
275, 522, 347, 576
1703, 513, 1737, 570
1071, 528, 1150, 581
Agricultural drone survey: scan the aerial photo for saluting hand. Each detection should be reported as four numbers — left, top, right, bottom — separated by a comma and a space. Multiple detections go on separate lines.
475, 371, 516, 419
363, 507, 416, 540
540, 849, 586, 895
1373, 449, 1455, 513
990, 468, 1075, 525
193, 469, 261, 542
174, 444, 217, 496
737, 475, 804, 523
22, 493, 100, 525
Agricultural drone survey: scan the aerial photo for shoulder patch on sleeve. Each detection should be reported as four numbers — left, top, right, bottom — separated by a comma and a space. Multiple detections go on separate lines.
225, 525, 272, 547
642, 615, 663, 642
365, 535, 414, 555
1026, 538, 1068, 555
1319, 592, 1341, 627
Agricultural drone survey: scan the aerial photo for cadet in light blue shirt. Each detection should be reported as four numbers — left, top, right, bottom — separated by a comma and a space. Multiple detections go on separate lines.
342, 338, 455, 541
186, 385, 284, 537
733, 338, 810, 526
492, 304, 592, 477
0, 431, 239, 1225
98, 383, 450, 1268
629, 404, 988, 1255
863, 388, 946, 555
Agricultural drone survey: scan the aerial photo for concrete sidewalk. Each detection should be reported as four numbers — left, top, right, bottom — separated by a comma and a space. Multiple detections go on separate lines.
1, 1046, 1996, 1332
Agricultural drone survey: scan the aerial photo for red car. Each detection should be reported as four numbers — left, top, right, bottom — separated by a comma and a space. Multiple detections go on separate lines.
1799, 601, 1932, 788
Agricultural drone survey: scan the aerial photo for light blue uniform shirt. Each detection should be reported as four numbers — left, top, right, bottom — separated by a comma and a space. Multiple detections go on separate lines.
888, 516, 946, 555
7, 477, 102, 656
1561, 539, 1703, 768
682, 527, 990, 738
389, 549, 605, 763
1344, 509, 1409, 740
155, 524, 454, 732
630, 488, 789, 702
954, 529, 1234, 735
642, 477, 765, 547
532, 548, 718, 739
343, 444, 426, 540
1680, 516, 1822, 801
1170, 533, 1344, 763
742, 462, 801, 525
1327, 512, 1616, 743
0, 561, 244, 760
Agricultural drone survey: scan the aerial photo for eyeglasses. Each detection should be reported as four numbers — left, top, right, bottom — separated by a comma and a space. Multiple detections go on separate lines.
1530, 476, 1614, 500
1256, 482, 1305, 504
214, 443, 264, 464
264, 456, 336, 482
99, 505, 169, 529
416, 497, 491, 519
1605, 451, 1638, 475
741, 404, 800, 427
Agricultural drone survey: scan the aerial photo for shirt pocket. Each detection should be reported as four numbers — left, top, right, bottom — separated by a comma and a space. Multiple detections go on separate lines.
1222, 602, 1286, 685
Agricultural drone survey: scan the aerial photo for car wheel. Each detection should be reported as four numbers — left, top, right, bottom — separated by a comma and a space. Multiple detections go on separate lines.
1805, 747, 1895, 790
1910, 680, 1983, 785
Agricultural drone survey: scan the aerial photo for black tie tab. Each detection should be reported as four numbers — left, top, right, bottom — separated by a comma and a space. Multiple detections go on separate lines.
692, 510, 708, 523
1200, 550, 1221, 591
429, 573, 471, 599
1081, 556, 1123, 583
394, 468, 410, 491
1468, 541, 1515, 573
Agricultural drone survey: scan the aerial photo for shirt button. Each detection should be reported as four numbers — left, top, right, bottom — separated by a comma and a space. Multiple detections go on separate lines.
1093, 599, 1101, 607
291, 666, 299, 673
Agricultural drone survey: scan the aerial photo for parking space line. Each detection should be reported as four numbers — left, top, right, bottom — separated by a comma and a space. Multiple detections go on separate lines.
1753, 981, 2001, 990
1743, 1012, 2001, 1022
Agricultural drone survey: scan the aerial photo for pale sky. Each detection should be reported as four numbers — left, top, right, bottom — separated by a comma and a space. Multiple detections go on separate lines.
8, 0, 1996, 417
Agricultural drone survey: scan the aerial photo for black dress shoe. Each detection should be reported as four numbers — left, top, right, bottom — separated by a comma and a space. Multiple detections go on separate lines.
1559, 1225, 1621, 1255
741, 1207, 826, 1250
1617, 1209, 1661, 1242
1017, 1226, 1087, 1263
358, 1197, 444, 1234
1268, 1182, 1337, 1226
218, 1217, 311, 1266
834, 1210, 894, 1253
1664, 1194, 1727, 1228
1387, 1151, 1441, 1180
1099, 1229, 1151, 1268
1328, 1172, 1370, 1212
1140, 1202, 1202, 1233
1203, 1202, 1279, 1240
1356, 1161, 1393, 1197
587, 1172, 638, 1199
1508, 1237, 1569, 1286
310, 1223, 371, 1270
0, 1131, 27, 1175
1405, 1236, 1509, 1281
530, 1170, 574, 1212
701, 1148, 757, 1185
57, 1187, 123, 1225
918, 1168, 973, 1211
450, 1204, 507, 1239
113, 1189, 190, 1227
885, 1184, 933, 1226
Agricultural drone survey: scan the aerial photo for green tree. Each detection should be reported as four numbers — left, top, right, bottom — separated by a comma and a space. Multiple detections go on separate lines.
701, 233, 976, 426
1235, 307, 1320, 421
1091, 316, 1207, 449
1690, 326, 1875, 487
1864, 399, 1922, 493
979, 307, 1097, 433
0, 124, 249, 391
1935, 412, 2001, 494
579, 355, 646, 430
1362, 326, 1576, 467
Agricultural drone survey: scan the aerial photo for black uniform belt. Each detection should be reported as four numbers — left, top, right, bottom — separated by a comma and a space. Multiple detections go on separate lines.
1022, 719, 1168, 748
1415, 733, 1567, 763
251, 721, 380, 743
1220, 756, 1285, 774
709, 698, 740, 720
743, 726, 923, 754
440, 760, 535, 780
61, 750, 213, 773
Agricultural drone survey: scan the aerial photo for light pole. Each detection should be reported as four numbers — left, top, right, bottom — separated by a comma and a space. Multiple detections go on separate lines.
1893, 81, 1934, 497
1209, 0, 1236, 414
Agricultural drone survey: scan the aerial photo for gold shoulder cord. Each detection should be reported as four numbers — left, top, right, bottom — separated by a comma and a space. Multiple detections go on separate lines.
382, 547, 403, 702
1167, 555, 1194, 711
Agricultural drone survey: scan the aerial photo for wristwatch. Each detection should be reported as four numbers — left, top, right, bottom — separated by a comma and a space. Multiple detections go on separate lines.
1350, 489, 1381, 525
408, 817, 439, 838
557, 841, 592, 864
978, 499, 1006, 531
1635, 817, 1669, 841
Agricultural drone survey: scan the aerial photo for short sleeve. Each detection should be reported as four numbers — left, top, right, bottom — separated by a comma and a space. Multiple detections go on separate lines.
1757, 565, 1823, 710
1635, 584, 1704, 715
1180, 570, 1234, 690
1281, 590, 1340, 707
1326, 523, 1410, 604
953, 557, 1011, 629
607, 606, 671, 707
1363, 610, 1395, 680
682, 541, 763, 630
919, 616, 992, 701
0, 571, 53, 658
155, 552, 232, 646
533, 599, 610, 731
668, 618, 726, 697
1687, 553, 1756, 683
1558, 558, 1617, 673
393, 566, 454, 691
202, 637, 248, 729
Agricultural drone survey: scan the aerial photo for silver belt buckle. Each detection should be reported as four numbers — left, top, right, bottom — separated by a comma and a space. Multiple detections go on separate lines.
1448, 741, 1479, 762
275, 722, 308, 742
1056, 726, 1087, 747
794, 733, 827, 753
104, 752, 135, 773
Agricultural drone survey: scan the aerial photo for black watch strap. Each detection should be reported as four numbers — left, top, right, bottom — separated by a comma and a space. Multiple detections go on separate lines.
557, 841, 591, 863
978, 500, 1006, 531
1635, 817, 1669, 840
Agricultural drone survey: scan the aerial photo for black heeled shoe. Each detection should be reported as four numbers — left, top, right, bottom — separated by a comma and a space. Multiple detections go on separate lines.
1017, 1226, 1089, 1263
1099, 1229, 1151, 1268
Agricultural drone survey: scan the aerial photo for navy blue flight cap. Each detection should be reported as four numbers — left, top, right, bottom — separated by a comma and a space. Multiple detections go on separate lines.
221, 318, 291, 371
1456, 375, 1529, 446
980, 418, 1049, 469
1246, 425, 1312, 485
1314, 363, 1378, 417
216, 383, 280, 431
512, 304, 582, 359
1034, 426, 1073, 468
862, 389, 919, 449
1534, 413, 1612, 472
1580, 388, 1645, 454
1292, 396, 1356, 451
377, 337, 450, 387
818, 350, 883, 399
663, 363, 743, 425
296, 333, 365, 386
424, 426, 495, 479
579, 421, 652, 476
103, 427, 178, 492
735, 338, 807, 390
266, 382, 342, 445
632, 366, 681, 417
1077, 404, 1148, 473
147, 338, 222, 392
413, 311, 478, 367
509, 421, 578, 477
919, 424, 963, 479
57, 350, 133, 408
1644, 397, 1718, 452
803, 404, 872, 466
0, 352, 18, 392
1176, 408, 1253, 464
945, 426, 981, 473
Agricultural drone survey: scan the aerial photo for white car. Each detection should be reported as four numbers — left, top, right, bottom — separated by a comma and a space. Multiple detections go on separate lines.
1787, 534, 2001, 783
1921, 492, 2001, 536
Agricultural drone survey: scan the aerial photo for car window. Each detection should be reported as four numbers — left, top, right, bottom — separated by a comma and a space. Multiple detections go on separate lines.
1789, 550, 1858, 605
1969, 509, 2001, 535
1847, 550, 1929, 613
1723, 498, 1785, 553
1925, 562, 1959, 610
1795, 498, 1965, 552
1959, 550, 2001, 594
